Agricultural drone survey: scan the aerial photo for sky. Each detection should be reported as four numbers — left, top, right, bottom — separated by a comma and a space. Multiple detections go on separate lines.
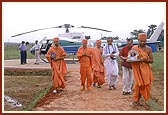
2, 2, 165, 43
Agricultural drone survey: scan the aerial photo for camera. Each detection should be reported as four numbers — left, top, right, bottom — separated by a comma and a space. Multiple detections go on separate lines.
111, 57, 116, 60
111, 51, 116, 60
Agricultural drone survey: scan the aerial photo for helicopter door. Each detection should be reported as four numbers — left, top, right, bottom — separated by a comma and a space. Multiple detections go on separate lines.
40, 40, 53, 54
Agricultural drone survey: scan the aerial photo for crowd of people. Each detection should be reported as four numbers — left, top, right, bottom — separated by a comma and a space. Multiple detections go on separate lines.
19, 33, 154, 106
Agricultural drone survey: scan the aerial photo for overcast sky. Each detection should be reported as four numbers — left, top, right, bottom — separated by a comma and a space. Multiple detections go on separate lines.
2, 2, 165, 43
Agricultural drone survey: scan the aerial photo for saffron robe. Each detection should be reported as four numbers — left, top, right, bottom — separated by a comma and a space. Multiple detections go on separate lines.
132, 45, 153, 101
46, 45, 67, 89
77, 46, 93, 88
92, 47, 105, 85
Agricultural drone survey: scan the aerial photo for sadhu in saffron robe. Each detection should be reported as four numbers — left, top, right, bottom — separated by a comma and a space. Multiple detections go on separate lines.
77, 46, 93, 88
132, 45, 153, 101
46, 45, 67, 89
92, 47, 105, 85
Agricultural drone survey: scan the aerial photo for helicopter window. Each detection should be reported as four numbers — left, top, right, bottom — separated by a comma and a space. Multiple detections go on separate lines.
48, 40, 53, 44
41, 41, 47, 49
41, 40, 53, 49
101, 37, 107, 40
72, 36, 81, 39
41, 44, 46, 49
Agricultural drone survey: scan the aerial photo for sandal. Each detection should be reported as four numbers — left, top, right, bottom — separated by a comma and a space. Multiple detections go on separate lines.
122, 91, 127, 95
112, 85, 116, 90
108, 85, 112, 90
126, 91, 132, 95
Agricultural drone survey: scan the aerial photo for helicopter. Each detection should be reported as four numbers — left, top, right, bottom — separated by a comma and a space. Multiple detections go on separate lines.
11, 24, 112, 62
11, 22, 164, 62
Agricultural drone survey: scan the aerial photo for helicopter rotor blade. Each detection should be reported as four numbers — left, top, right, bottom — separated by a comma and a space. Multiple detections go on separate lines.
11, 26, 62, 37
11, 24, 111, 37
80, 26, 112, 32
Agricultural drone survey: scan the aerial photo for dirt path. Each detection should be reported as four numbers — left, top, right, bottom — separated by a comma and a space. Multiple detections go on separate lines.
33, 71, 151, 111
4, 59, 163, 111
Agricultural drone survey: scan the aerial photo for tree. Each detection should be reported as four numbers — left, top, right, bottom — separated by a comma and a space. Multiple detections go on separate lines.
113, 36, 120, 40
147, 24, 157, 38
129, 29, 145, 39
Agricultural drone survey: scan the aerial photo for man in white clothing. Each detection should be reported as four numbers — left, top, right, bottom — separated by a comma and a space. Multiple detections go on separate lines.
34, 40, 40, 64
103, 37, 119, 90
119, 38, 134, 95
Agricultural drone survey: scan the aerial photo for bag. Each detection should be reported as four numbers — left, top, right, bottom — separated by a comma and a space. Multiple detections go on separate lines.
121, 61, 132, 69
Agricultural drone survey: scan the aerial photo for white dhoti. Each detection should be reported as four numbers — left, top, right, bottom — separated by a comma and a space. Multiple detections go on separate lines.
122, 66, 133, 92
104, 58, 119, 87
103, 44, 119, 88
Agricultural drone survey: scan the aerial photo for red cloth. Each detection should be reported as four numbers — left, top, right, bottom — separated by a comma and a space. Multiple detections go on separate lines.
119, 45, 133, 69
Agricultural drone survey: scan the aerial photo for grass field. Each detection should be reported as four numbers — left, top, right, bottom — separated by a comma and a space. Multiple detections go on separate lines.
3, 43, 165, 111
149, 52, 165, 110
4, 43, 35, 60
4, 75, 52, 111
3, 42, 77, 60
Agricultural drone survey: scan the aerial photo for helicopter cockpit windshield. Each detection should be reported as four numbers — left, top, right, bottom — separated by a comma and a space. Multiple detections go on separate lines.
40, 40, 53, 54
72, 36, 82, 39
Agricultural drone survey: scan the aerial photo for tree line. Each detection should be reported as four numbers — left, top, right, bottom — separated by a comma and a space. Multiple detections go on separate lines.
100, 24, 164, 43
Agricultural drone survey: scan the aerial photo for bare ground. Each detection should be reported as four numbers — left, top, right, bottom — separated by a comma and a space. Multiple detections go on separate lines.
33, 71, 155, 111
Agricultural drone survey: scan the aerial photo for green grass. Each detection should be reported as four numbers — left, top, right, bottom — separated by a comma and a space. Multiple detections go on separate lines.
4, 43, 35, 60
150, 52, 164, 111
22, 85, 52, 111
4, 43, 77, 60
152, 52, 164, 71
4, 76, 52, 111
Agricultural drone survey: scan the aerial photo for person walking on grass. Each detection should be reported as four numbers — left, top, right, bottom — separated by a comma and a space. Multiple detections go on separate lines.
131, 33, 153, 106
